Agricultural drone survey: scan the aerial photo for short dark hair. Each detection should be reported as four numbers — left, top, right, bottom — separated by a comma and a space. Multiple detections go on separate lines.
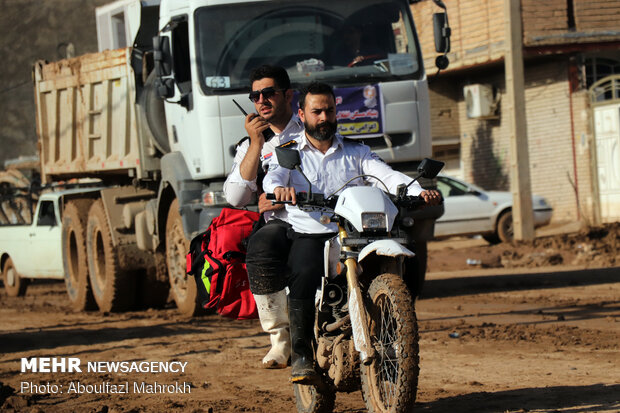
249, 65, 291, 90
298, 81, 336, 110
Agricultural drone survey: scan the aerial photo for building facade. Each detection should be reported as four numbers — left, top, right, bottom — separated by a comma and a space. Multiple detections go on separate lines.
411, 0, 620, 224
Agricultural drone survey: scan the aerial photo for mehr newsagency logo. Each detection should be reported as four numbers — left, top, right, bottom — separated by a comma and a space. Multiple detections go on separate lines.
20, 357, 192, 395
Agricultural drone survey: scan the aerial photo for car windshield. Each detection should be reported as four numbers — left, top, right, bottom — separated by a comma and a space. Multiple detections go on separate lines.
194, 0, 422, 93
437, 177, 470, 198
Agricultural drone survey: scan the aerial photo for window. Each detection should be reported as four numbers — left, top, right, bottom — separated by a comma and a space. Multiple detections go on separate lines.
585, 57, 620, 100
111, 13, 127, 48
437, 176, 468, 198
37, 201, 56, 226
194, 0, 422, 93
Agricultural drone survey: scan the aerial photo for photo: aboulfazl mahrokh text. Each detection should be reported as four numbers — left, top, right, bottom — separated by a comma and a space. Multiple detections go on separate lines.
21, 380, 191, 394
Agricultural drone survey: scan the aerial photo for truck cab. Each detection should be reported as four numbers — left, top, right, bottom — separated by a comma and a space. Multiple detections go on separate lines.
150, 0, 439, 232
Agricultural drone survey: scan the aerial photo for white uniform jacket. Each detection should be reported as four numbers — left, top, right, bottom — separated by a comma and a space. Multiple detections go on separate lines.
223, 116, 304, 207
263, 133, 424, 234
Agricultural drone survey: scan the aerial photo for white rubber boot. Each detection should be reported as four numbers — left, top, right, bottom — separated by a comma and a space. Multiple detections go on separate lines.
254, 290, 290, 369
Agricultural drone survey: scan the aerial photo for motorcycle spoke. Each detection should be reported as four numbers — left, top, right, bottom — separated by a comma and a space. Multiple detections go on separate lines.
375, 294, 400, 407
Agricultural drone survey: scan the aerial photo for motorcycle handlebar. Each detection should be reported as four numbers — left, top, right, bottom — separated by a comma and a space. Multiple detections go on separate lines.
265, 192, 332, 206
266, 192, 434, 210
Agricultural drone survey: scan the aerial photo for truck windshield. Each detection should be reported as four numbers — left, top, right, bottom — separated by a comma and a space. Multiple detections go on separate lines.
195, 0, 422, 93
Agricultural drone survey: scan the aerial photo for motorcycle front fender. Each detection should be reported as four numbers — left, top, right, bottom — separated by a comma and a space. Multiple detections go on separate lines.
358, 240, 415, 263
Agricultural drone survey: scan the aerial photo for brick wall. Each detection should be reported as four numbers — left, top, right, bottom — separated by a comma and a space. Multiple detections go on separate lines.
521, 0, 569, 44
412, 0, 505, 75
456, 69, 511, 192
431, 59, 583, 222
522, 0, 620, 45
574, 0, 620, 31
412, 0, 620, 73
428, 77, 461, 141
522, 60, 577, 222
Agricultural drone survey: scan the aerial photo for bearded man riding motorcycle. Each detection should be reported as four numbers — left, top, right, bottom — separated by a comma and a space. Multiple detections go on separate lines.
262, 81, 442, 384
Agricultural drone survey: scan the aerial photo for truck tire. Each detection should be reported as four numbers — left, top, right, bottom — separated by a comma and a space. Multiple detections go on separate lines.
2, 257, 28, 297
86, 200, 135, 312
166, 199, 201, 316
62, 201, 97, 311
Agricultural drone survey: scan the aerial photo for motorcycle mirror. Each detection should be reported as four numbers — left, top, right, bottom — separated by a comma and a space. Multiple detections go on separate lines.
275, 147, 313, 199
417, 158, 445, 179
401, 158, 445, 196
275, 147, 301, 170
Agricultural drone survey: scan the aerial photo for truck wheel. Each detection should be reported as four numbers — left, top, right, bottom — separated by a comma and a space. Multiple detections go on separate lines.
86, 200, 135, 312
62, 201, 97, 311
3, 257, 28, 297
166, 199, 201, 316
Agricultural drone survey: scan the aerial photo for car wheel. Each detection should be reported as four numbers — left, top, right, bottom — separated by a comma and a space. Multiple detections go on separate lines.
497, 210, 513, 243
3, 257, 29, 297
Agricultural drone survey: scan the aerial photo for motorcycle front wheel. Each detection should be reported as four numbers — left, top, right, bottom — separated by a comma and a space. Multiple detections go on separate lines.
293, 382, 335, 413
361, 273, 420, 413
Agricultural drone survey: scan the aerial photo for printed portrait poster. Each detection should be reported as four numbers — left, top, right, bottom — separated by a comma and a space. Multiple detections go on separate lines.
291, 84, 386, 140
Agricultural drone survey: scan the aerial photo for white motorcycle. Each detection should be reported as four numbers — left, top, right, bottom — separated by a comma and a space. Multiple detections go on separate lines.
270, 147, 444, 413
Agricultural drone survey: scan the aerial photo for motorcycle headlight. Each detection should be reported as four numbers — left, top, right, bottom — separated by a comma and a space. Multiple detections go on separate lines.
361, 212, 387, 231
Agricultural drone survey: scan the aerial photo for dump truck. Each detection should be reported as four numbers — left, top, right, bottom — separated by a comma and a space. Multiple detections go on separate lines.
27, 0, 451, 315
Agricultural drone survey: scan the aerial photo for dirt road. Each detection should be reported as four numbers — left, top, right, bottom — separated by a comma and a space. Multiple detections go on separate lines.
1, 224, 619, 412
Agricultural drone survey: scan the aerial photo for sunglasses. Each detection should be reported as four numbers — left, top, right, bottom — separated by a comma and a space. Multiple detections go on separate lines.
248, 87, 284, 103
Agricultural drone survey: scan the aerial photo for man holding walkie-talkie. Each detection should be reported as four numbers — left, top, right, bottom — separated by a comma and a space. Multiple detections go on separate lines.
224, 65, 302, 370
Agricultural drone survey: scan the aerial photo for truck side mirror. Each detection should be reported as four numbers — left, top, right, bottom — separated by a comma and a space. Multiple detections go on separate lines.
153, 35, 175, 99
431, 0, 451, 71
153, 35, 172, 77
433, 13, 450, 54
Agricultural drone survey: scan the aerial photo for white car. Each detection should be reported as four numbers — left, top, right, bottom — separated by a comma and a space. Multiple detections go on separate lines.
434, 175, 553, 243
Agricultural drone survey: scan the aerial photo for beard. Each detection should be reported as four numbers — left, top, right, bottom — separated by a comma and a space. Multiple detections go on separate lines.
304, 120, 337, 141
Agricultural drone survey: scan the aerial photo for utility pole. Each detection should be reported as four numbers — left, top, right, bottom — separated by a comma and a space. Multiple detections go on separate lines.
504, 0, 534, 241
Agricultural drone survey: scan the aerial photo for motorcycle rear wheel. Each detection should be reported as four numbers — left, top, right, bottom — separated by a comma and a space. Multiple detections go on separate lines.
361, 273, 420, 413
293, 382, 335, 413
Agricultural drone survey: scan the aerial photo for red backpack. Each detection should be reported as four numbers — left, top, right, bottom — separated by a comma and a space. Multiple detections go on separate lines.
186, 208, 260, 320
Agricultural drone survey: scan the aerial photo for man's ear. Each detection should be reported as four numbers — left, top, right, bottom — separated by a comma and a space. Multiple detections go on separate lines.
298, 107, 305, 123
285, 88, 294, 104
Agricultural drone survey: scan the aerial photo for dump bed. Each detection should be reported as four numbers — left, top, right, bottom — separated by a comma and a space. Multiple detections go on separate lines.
33, 48, 151, 183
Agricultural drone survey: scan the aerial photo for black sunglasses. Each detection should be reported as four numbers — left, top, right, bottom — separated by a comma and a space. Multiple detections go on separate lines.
248, 87, 284, 103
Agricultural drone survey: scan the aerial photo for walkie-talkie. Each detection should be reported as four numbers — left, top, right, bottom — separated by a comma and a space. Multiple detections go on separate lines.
232, 99, 275, 140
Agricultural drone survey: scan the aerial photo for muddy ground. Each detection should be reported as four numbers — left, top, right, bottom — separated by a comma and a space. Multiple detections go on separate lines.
0, 223, 618, 412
